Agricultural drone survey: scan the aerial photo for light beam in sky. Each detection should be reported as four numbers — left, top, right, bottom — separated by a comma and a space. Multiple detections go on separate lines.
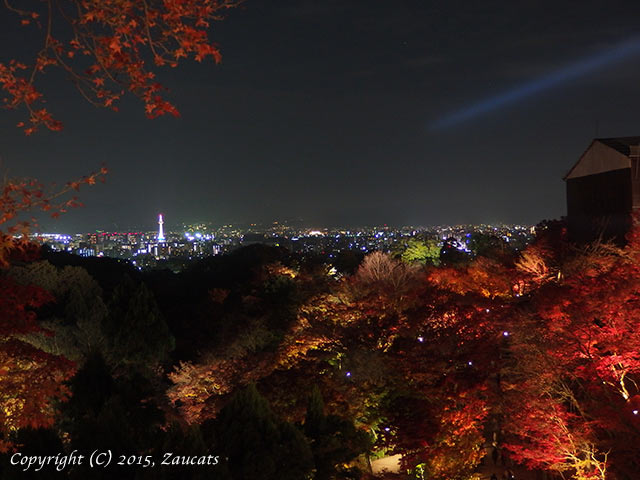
431, 37, 640, 130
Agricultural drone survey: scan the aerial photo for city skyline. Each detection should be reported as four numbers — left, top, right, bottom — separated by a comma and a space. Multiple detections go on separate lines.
31, 211, 535, 235
37, 215, 533, 272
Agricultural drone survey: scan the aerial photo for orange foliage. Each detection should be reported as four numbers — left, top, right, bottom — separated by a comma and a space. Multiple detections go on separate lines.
412, 389, 489, 480
503, 238, 640, 479
428, 257, 516, 299
167, 353, 276, 423
167, 309, 337, 424
2, 0, 241, 133
0, 269, 75, 451
0, 167, 108, 266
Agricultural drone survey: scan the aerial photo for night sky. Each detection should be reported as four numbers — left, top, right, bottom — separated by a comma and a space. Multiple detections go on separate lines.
3, 0, 640, 232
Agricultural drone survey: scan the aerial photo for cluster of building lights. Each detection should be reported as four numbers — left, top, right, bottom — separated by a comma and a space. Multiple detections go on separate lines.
34, 216, 534, 272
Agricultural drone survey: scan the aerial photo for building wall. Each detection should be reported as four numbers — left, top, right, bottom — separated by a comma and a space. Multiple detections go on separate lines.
631, 157, 640, 208
566, 168, 632, 244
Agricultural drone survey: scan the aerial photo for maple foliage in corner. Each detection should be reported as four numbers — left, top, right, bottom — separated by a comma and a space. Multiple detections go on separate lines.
1, 0, 241, 134
0, 255, 75, 452
0, 167, 108, 265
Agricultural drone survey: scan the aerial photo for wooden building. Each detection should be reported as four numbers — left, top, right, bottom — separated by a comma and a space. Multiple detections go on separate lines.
564, 137, 640, 244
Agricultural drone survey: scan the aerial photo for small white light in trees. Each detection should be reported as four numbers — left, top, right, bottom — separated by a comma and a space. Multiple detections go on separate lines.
417, 336, 424, 342
346, 371, 351, 377
503, 331, 510, 337
468, 361, 473, 366
633, 410, 639, 415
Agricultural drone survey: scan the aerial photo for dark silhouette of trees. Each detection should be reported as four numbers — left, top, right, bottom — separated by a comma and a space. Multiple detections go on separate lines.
61, 353, 165, 479
304, 386, 371, 480
105, 275, 174, 370
211, 383, 314, 480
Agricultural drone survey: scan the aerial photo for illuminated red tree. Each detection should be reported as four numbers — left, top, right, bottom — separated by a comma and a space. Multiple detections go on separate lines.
503, 235, 640, 479
0, 258, 75, 451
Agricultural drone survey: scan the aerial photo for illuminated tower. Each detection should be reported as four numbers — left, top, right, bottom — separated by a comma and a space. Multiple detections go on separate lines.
158, 214, 165, 243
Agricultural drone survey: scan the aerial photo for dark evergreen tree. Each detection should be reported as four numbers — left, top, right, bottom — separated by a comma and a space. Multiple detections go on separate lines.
304, 386, 371, 480
61, 353, 165, 480
144, 423, 231, 480
105, 276, 174, 369
466, 233, 510, 260
213, 384, 314, 480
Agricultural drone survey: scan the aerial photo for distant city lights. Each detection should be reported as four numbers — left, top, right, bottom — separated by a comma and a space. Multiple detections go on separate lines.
32, 219, 534, 272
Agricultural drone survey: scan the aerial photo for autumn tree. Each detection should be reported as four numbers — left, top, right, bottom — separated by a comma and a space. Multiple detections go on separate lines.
2, 0, 241, 134
8, 261, 108, 362
0, 255, 74, 451
502, 234, 640, 479
406, 389, 488, 480
292, 250, 507, 477
377, 290, 499, 479
354, 251, 420, 293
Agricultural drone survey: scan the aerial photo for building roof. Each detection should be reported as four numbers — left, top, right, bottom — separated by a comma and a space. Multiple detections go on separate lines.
564, 137, 640, 180
595, 137, 640, 157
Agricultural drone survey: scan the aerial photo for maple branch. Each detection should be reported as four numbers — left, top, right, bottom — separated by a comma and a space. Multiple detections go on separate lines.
2, 0, 242, 131
3, 0, 30, 16
141, 0, 160, 59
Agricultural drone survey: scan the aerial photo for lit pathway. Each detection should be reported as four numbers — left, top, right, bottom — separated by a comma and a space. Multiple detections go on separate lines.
370, 449, 543, 479
370, 454, 401, 475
